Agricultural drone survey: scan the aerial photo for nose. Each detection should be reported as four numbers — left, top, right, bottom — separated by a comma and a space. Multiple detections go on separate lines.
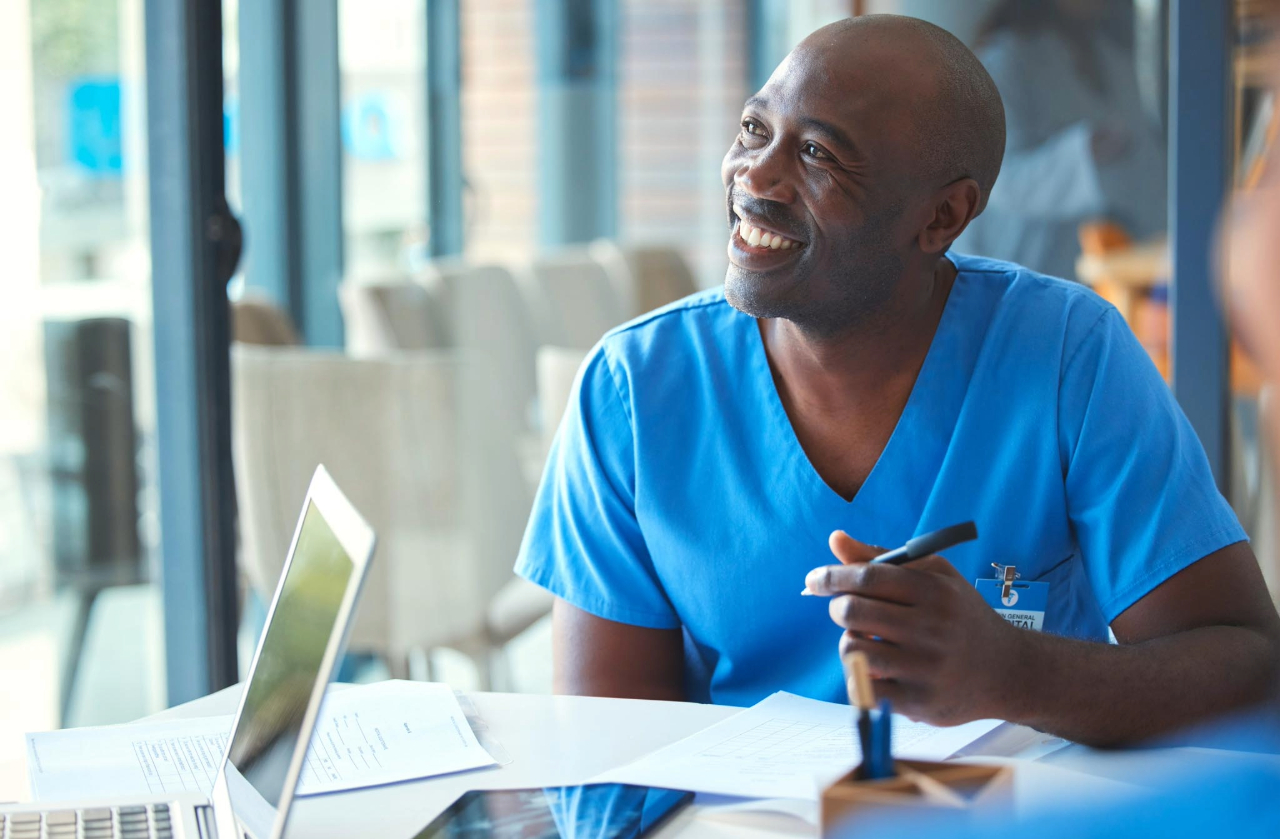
734, 143, 797, 205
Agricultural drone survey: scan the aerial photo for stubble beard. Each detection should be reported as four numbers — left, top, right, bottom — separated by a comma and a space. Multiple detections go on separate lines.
725, 220, 904, 340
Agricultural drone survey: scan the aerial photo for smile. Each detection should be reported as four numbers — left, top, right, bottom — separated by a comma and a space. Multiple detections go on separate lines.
727, 209, 806, 270
736, 220, 802, 250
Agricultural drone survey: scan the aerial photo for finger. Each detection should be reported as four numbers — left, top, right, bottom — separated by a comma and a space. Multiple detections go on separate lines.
839, 633, 913, 680
828, 594, 915, 641
805, 559, 926, 604
829, 530, 883, 565
865, 678, 929, 721
905, 554, 967, 581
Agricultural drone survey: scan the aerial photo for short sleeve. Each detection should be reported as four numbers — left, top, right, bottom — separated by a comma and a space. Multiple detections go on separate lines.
514, 345, 680, 629
1058, 308, 1247, 622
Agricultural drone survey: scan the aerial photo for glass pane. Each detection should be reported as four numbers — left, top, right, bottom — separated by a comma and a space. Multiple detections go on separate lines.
339, 0, 428, 278
617, 0, 750, 289
1229, 1, 1279, 601
0, 0, 163, 757
224, 0, 241, 223
462, 0, 537, 263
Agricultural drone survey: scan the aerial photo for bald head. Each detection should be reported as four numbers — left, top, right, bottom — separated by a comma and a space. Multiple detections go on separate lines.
794, 15, 1006, 211
720, 14, 1008, 333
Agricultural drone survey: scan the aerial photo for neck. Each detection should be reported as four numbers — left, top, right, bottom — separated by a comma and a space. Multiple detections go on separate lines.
761, 256, 956, 402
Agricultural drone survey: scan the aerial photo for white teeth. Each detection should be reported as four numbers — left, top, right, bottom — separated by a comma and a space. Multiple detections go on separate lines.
738, 219, 798, 250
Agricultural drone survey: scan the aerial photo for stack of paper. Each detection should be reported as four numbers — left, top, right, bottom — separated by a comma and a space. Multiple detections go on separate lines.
591, 691, 1002, 801
26, 681, 496, 801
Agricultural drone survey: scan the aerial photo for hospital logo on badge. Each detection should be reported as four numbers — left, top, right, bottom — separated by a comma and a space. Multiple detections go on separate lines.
1001, 589, 1019, 608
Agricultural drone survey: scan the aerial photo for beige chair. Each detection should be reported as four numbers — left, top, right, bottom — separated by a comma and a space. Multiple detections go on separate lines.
591, 240, 699, 319
231, 294, 300, 346
338, 277, 450, 356
536, 346, 589, 451
423, 263, 554, 658
231, 345, 531, 685
520, 246, 627, 350
422, 262, 540, 431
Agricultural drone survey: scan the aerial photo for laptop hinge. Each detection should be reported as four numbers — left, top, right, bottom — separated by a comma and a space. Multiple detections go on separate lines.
195, 805, 218, 839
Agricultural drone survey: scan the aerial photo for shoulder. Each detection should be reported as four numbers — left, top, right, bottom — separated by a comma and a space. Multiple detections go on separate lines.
592, 287, 740, 378
949, 251, 1122, 373
951, 251, 1114, 322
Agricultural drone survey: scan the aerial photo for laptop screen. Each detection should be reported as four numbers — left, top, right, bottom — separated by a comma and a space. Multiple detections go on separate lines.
226, 500, 355, 814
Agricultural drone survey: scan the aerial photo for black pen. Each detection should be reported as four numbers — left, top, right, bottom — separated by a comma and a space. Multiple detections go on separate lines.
802, 521, 978, 594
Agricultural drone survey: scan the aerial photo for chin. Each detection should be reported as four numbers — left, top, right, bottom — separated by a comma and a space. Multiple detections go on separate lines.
724, 265, 796, 320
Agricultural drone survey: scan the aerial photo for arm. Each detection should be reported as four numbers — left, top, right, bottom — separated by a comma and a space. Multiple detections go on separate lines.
515, 346, 688, 699
552, 599, 686, 701
808, 536, 1280, 747
1013, 541, 1280, 745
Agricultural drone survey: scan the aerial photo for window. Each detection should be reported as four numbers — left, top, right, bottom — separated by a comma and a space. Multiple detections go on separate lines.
1, 0, 163, 742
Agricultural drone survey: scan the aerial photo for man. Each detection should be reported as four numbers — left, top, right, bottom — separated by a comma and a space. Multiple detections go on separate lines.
515, 15, 1280, 746
851, 34, 1280, 839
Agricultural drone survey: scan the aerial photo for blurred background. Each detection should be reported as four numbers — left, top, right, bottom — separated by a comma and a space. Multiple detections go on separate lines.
0, 0, 1276, 751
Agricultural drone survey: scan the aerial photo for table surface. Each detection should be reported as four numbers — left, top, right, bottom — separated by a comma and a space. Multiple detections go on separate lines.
4, 685, 1272, 838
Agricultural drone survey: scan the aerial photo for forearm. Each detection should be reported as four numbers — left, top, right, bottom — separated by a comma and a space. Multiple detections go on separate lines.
1001, 625, 1280, 747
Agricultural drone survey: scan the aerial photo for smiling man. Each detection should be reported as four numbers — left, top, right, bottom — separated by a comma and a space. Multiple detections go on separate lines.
515, 15, 1280, 745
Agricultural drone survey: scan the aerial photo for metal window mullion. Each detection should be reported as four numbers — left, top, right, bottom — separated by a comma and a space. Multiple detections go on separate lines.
239, 0, 344, 347
145, 0, 239, 704
427, 0, 464, 258
1169, 0, 1233, 489
535, 0, 618, 247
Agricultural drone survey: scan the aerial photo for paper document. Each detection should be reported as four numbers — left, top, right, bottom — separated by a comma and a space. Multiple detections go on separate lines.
592, 691, 1002, 801
27, 680, 496, 801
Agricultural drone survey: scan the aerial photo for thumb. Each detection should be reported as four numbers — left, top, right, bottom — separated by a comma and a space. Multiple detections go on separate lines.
829, 530, 884, 565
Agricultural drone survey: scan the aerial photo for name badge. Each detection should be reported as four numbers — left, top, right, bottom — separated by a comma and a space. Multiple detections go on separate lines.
975, 579, 1049, 631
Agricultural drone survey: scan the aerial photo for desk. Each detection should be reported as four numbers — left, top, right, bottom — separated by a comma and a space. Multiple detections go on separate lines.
3, 686, 1272, 838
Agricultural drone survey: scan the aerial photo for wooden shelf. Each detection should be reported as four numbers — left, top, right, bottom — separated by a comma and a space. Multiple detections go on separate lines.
1238, 46, 1280, 87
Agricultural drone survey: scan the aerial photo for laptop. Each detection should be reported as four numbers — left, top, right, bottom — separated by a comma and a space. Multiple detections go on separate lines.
2, 465, 376, 839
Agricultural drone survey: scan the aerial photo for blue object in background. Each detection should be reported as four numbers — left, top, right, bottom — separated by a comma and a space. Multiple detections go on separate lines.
67, 77, 123, 176
341, 93, 399, 161
224, 94, 239, 157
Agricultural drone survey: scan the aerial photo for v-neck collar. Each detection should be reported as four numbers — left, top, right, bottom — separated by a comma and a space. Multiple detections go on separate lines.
744, 262, 973, 537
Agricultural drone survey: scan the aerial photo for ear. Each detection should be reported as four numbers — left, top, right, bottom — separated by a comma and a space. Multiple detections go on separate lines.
917, 178, 982, 254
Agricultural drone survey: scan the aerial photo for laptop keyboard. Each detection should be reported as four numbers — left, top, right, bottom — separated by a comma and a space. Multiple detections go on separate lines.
1, 803, 173, 839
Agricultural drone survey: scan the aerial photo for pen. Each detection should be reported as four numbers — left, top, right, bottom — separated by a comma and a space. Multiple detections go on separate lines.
801, 520, 978, 594
848, 651, 877, 780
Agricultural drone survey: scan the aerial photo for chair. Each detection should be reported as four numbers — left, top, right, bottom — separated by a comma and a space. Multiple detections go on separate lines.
520, 246, 627, 350
591, 240, 699, 318
231, 345, 516, 684
231, 294, 300, 346
338, 277, 449, 356
535, 346, 589, 450
422, 263, 554, 658
420, 262, 540, 434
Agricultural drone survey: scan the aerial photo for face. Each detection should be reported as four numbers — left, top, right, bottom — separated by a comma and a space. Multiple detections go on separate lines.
1223, 156, 1280, 469
720, 42, 936, 334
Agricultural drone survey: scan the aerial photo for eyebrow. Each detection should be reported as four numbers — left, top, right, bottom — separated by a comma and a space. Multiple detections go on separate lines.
742, 96, 860, 158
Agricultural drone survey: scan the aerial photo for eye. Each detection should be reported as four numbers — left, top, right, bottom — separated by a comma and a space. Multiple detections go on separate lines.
802, 141, 830, 160
740, 118, 768, 147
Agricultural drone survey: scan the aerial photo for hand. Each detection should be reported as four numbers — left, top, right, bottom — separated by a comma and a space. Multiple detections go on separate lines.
805, 531, 1026, 726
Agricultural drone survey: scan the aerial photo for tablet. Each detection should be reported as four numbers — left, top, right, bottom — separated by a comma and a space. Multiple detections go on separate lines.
410, 783, 694, 838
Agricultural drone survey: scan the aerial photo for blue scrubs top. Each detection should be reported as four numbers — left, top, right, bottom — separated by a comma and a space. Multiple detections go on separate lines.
515, 252, 1246, 707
